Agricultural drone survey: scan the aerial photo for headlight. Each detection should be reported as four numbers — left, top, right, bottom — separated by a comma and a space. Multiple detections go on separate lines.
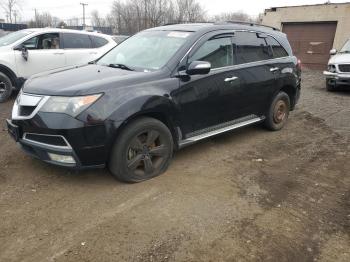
328, 64, 336, 73
40, 94, 102, 117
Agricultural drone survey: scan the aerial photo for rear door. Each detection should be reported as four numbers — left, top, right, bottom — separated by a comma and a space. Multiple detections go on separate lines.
14, 32, 66, 78
62, 33, 95, 66
231, 31, 276, 116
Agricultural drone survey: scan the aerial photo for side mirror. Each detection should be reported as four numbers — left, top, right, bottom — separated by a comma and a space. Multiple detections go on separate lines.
186, 61, 211, 75
330, 49, 337, 55
21, 46, 28, 61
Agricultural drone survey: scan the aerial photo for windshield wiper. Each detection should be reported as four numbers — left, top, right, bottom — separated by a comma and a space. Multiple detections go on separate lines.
339, 50, 350, 54
108, 63, 134, 71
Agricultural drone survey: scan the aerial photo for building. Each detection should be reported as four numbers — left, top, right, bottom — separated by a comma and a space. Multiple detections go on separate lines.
261, 2, 350, 69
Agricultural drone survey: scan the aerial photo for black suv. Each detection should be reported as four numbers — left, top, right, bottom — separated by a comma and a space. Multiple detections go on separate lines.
7, 22, 301, 182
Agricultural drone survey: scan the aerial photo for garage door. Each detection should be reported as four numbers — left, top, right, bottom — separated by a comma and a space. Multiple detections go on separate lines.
282, 22, 337, 70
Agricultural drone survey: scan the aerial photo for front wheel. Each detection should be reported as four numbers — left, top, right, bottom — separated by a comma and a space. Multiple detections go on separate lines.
264, 91, 290, 131
0, 72, 13, 103
109, 117, 174, 183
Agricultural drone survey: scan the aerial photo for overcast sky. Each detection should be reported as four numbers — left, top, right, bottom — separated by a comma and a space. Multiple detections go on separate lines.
6, 0, 349, 22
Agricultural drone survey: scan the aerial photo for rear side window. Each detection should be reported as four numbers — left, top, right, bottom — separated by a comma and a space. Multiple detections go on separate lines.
90, 36, 109, 48
189, 36, 233, 69
266, 36, 288, 58
233, 32, 271, 64
63, 33, 92, 49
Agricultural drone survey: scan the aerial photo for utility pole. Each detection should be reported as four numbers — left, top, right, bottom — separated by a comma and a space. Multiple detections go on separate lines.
80, 3, 88, 28
13, 10, 17, 24
34, 8, 38, 27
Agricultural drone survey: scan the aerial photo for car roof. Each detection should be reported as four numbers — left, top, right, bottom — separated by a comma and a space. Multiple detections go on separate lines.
22, 28, 112, 38
146, 22, 285, 37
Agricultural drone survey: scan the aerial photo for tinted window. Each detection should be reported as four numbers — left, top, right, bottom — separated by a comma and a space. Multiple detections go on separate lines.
91, 36, 108, 48
189, 36, 233, 69
63, 33, 92, 49
22, 33, 60, 50
233, 32, 271, 64
266, 36, 288, 58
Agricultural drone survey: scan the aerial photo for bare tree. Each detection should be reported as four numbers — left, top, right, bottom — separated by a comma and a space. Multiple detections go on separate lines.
109, 0, 205, 35
28, 11, 63, 28
213, 11, 258, 23
1, 0, 22, 23
91, 10, 107, 27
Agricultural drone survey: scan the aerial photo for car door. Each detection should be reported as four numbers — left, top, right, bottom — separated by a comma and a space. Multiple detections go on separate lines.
172, 32, 245, 135
62, 33, 95, 66
14, 32, 66, 78
231, 31, 277, 117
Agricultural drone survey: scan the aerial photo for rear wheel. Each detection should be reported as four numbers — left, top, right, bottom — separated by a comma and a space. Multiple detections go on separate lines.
264, 91, 290, 131
109, 117, 173, 183
0, 72, 13, 103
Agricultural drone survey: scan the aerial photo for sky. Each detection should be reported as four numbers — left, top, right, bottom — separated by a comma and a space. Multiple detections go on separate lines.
3, 0, 349, 23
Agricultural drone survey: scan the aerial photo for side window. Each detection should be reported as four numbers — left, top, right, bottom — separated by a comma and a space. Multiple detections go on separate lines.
266, 36, 289, 58
63, 33, 92, 49
233, 32, 271, 64
90, 36, 109, 48
189, 36, 233, 69
22, 33, 60, 50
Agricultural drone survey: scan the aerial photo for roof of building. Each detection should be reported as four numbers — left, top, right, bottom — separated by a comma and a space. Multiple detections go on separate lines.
266, 1, 350, 12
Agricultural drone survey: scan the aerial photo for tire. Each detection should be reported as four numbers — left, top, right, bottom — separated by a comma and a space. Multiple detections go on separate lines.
109, 117, 174, 183
0, 72, 13, 103
264, 91, 290, 131
326, 81, 337, 92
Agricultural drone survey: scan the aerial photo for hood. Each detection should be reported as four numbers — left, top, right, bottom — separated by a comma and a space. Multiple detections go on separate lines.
328, 53, 350, 64
23, 64, 155, 96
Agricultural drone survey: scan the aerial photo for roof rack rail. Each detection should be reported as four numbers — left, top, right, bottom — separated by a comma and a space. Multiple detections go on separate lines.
218, 21, 280, 31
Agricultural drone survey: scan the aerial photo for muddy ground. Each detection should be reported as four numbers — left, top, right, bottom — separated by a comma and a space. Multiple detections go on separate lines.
0, 70, 349, 262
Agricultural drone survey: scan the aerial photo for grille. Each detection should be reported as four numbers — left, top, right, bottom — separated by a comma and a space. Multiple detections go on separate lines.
24, 133, 69, 147
338, 64, 350, 72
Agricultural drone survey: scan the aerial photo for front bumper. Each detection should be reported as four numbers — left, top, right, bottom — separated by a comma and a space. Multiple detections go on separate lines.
323, 71, 350, 86
7, 113, 113, 169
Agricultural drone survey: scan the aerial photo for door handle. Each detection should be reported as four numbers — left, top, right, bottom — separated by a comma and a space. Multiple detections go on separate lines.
224, 76, 238, 82
270, 67, 280, 72
89, 52, 98, 55
53, 52, 64, 55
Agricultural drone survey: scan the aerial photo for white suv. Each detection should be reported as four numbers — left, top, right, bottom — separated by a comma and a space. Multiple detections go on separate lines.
324, 38, 350, 91
0, 28, 117, 102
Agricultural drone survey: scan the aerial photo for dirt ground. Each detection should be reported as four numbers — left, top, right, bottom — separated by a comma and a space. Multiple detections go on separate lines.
0, 70, 349, 262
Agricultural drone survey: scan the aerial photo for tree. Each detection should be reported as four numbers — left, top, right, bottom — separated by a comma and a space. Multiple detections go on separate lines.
91, 10, 107, 27
213, 11, 258, 23
1, 0, 21, 23
108, 0, 205, 35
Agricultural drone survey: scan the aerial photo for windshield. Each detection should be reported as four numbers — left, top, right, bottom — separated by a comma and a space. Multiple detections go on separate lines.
97, 30, 192, 71
340, 40, 350, 53
0, 30, 33, 47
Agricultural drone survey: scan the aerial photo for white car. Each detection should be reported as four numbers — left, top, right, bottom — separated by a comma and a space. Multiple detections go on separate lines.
0, 28, 117, 102
324, 38, 350, 91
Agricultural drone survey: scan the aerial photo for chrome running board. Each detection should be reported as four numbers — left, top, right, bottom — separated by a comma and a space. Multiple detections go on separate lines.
179, 116, 264, 148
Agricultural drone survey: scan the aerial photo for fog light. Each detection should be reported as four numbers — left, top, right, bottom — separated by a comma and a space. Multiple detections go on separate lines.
48, 153, 76, 164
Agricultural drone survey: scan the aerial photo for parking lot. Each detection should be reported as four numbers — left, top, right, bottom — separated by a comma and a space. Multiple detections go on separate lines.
0, 70, 349, 261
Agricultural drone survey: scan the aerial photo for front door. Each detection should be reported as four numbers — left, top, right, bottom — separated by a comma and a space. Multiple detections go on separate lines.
172, 33, 243, 136
14, 33, 66, 78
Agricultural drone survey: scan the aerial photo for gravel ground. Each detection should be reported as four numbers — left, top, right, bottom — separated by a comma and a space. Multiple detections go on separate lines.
0, 70, 349, 262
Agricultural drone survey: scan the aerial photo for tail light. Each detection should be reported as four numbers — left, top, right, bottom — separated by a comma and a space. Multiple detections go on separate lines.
297, 58, 302, 70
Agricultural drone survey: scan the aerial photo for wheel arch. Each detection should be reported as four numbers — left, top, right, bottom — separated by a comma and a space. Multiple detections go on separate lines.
280, 85, 297, 110
0, 64, 17, 88
106, 95, 182, 155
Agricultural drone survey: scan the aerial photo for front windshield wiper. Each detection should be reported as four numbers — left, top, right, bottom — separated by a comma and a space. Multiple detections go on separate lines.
339, 50, 350, 54
107, 63, 134, 71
